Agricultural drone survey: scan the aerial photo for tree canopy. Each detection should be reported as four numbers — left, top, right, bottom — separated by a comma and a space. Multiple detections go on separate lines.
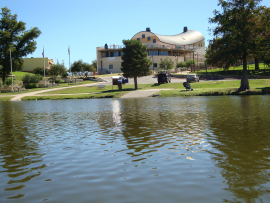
71, 60, 95, 73
159, 57, 174, 70
0, 7, 41, 83
50, 63, 67, 79
121, 39, 152, 89
206, 0, 269, 91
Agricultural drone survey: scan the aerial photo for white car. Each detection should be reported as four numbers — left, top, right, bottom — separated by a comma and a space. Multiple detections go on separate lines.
187, 74, 199, 82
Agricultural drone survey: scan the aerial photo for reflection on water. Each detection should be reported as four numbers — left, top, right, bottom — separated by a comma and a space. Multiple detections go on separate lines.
0, 96, 269, 202
205, 96, 270, 202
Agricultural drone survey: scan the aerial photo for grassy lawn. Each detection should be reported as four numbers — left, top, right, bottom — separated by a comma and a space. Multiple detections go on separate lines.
193, 63, 270, 75
20, 79, 270, 100
0, 80, 97, 95
22, 91, 126, 100
12, 71, 35, 81
96, 73, 121, 77
37, 79, 270, 95
0, 96, 13, 101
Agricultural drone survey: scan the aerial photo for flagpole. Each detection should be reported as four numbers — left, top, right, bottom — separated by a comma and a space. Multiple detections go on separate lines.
69, 46, 71, 81
10, 49, 13, 91
43, 46, 45, 86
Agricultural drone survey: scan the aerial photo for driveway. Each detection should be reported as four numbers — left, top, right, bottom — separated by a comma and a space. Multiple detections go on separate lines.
99, 75, 187, 85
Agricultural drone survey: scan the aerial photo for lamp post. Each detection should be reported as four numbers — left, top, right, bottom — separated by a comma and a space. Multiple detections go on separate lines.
10, 49, 13, 91
197, 52, 198, 67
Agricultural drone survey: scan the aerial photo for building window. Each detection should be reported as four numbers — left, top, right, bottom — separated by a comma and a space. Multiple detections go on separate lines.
109, 64, 113, 69
149, 51, 158, 55
110, 52, 113, 57
153, 39, 156, 43
137, 38, 140, 41
106, 52, 109, 57
142, 34, 145, 38
162, 51, 168, 56
147, 37, 151, 41
153, 63, 157, 68
114, 52, 118, 57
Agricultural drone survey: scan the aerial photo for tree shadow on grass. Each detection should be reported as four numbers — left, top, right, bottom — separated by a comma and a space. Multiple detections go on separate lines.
151, 83, 161, 87
179, 90, 190, 92
254, 87, 270, 92
100, 88, 141, 93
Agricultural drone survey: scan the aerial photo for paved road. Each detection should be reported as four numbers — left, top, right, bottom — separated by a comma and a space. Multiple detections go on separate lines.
99, 75, 187, 85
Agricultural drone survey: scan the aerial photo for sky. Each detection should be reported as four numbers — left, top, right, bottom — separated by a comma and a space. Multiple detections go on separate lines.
2, 0, 270, 69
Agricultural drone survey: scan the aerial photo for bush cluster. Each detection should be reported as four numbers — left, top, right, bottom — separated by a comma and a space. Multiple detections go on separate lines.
177, 60, 196, 68
22, 74, 43, 88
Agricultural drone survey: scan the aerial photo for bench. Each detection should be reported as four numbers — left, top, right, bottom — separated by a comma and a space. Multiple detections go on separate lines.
97, 85, 106, 90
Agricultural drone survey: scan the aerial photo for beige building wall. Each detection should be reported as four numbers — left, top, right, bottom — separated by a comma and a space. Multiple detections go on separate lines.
132, 32, 160, 44
22, 57, 53, 72
96, 29, 205, 74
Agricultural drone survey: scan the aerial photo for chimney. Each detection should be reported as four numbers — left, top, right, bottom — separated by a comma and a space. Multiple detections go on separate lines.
183, 27, 188, 32
146, 27, 151, 32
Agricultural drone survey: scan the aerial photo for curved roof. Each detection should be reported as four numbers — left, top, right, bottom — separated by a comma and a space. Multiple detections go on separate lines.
154, 30, 204, 46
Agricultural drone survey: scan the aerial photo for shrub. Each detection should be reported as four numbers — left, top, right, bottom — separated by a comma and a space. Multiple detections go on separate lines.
185, 60, 195, 67
24, 84, 39, 89
177, 62, 186, 68
30, 74, 42, 84
5, 78, 12, 86
22, 74, 31, 85
33, 67, 50, 76
55, 79, 64, 83
22, 74, 42, 88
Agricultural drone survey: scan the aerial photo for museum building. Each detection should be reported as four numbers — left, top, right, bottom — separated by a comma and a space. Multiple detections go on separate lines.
96, 27, 205, 74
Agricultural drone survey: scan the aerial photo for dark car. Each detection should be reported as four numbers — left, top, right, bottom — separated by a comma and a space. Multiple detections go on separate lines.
158, 72, 171, 84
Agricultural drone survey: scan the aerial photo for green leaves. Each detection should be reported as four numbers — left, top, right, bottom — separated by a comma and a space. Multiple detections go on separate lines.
50, 63, 67, 78
121, 39, 152, 89
71, 60, 95, 73
159, 57, 175, 69
0, 7, 41, 83
206, 0, 266, 90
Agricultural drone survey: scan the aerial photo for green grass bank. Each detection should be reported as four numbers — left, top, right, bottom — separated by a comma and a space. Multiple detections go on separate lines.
20, 79, 270, 101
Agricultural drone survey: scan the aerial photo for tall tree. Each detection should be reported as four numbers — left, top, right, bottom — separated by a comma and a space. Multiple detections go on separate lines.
0, 7, 41, 83
50, 63, 67, 80
207, 0, 263, 91
71, 60, 91, 73
121, 40, 152, 89
91, 59, 97, 71
254, 6, 270, 68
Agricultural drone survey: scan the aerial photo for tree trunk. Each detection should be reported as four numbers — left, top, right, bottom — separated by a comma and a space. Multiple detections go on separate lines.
254, 57, 259, 70
238, 52, 250, 91
1, 66, 6, 84
134, 77, 138, 90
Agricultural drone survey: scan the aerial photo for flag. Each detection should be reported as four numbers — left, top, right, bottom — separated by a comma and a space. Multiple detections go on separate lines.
42, 47, 44, 57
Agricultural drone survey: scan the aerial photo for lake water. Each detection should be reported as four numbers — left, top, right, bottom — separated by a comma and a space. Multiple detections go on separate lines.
0, 96, 269, 203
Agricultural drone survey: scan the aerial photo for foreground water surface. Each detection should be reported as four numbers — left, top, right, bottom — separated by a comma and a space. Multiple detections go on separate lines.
0, 96, 269, 202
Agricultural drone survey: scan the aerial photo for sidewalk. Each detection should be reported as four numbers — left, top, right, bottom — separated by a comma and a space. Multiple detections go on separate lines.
9, 86, 76, 101
120, 89, 173, 98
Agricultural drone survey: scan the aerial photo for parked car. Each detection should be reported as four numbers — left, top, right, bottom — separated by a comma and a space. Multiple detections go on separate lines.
158, 72, 171, 84
187, 74, 199, 82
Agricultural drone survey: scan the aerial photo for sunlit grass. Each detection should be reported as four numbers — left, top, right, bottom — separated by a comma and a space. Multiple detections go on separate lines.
0, 96, 13, 101
22, 91, 126, 100
37, 79, 270, 95
194, 63, 269, 74
0, 80, 97, 95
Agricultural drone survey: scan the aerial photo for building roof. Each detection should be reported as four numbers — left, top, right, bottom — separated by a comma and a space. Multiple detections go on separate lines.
154, 30, 205, 46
